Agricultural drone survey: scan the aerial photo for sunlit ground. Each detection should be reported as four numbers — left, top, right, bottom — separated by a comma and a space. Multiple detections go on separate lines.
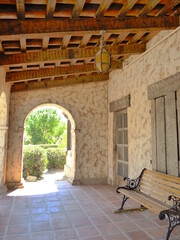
8, 169, 67, 197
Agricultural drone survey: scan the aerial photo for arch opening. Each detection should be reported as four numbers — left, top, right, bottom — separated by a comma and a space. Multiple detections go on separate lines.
22, 103, 76, 184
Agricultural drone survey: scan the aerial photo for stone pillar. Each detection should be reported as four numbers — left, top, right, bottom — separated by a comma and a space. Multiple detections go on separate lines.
0, 68, 11, 195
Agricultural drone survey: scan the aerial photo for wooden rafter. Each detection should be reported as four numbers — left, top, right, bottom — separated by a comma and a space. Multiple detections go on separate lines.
117, 0, 137, 17
72, 0, 86, 18
46, 0, 56, 19
62, 35, 71, 49
6, 61, 122, 83
80, 34, 92, 47
20, 36, 26, 52
11, 73, 109, 92
139, 0, 161, 16
16, 0, 25, 20
0, 44, 145, 66
42, 37, 49, 51
158, 0, 180, 15
96, 0, 113, 18
0, 16, 178, 36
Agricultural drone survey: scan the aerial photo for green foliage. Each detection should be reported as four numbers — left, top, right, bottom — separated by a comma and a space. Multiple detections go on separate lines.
27, 144, 59, 149
46, 148, 66, 169
24, 108, 67, 145
23, 146, 47, 179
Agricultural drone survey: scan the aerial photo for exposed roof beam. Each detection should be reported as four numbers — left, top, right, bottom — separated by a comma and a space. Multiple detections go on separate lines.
0, 16, 178, 37
117, 0, 137, 17
46, 0, 56, 19
96, 0, 113, 18
16, 0, 25, 20
11, 73, 109, 92
158, 0, 180, 15
6, 61, 121, 83
139, 0, 161, 16
0, 43, 146, 66
72, 0, 86, 18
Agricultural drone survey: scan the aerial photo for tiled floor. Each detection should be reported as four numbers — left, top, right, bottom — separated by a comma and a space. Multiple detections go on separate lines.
0, 180, 179, 240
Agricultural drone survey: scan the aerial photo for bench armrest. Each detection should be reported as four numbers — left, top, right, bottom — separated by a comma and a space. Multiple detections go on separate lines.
116, 168, 146, 193
168, 195, 180, 211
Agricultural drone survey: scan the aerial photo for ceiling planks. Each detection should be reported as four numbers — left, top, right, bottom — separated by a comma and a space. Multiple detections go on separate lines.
0, 0, 179, 92
16, 0, 25, 20
11, 73, 109, 92
0, 16, 178, 36
0, 44, 146, 66
6, 61, 122, 83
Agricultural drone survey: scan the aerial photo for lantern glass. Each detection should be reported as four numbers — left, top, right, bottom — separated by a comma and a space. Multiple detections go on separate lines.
95, 47, 110, 73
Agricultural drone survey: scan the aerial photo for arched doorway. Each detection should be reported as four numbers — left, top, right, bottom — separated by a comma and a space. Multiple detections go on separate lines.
6, 103, 76, 189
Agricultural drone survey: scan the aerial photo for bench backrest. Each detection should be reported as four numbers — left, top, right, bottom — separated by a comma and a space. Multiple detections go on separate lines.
139, 169, 180, 206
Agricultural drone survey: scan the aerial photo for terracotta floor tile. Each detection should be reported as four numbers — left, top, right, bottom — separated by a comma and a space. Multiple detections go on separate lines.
52, 218, 72, 230
0, 217, 9, 226
30, 213, 49, 223
76, 225, 99, 239
145, 226, 169, 239
96, 223, 121, 235
126, 230, 152, 240
9, 216, 29, 225
115, 220, 139, 232
30, 231, 53, 240
106, 213, 129, 222
7, 224, 29, 235
90, 215, 111, 225
70, 216, 92, 227
103, 232, 129, 240
5, 234, 29, 240
84, 237, 103, 240
54, 228, 78, 240
30, 222, 51, 232
85, 208, 104, 217
0, 226, 6, 236
30, 207, 47, 214
134, 218, 158, 228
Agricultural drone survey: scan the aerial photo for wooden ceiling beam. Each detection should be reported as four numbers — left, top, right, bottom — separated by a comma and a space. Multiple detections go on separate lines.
72, 0, 86, 18
11, 73, 109, 92
158, 0, 180, 15
96, 0, 113, 18
117, 0, 137, 17
20, 36, 26, 52
0, 43, 146, 66
16, 0, 25, 20
139, 0, 161, 17
0, 16, 178, 36
6, 61, 122, 83
46, 0, 56, 19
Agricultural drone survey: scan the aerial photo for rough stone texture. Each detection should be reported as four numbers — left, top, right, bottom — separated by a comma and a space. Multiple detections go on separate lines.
0, 68, 11, 194
108, 28, 180, 184
7, 81, 108, 187
26, 176, 37, 182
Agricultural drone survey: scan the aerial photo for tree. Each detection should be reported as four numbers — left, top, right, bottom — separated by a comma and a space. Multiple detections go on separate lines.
24, 108, 67, 145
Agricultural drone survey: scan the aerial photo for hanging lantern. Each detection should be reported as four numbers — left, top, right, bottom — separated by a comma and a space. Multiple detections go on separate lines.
95, 32, 111, 73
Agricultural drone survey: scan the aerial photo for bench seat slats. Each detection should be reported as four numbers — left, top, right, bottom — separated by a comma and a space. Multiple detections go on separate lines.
142, 174, 180, 191
139, 180, 180, 199
119, 189, 169, 214
139, 183, 173, 205
145, 169, 180, 185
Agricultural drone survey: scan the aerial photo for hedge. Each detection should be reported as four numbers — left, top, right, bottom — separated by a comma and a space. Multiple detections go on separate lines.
47, 148, 66, 169
23, 145, 66, 179
24, 144, 59, 149
23, 146, 47, 179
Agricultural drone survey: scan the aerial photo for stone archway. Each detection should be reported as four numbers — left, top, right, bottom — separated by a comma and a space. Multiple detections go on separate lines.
6, 103, 76, 189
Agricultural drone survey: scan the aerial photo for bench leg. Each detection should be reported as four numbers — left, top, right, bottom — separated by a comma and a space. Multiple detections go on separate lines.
159, 210, 180, 240
114, 195, 129, 213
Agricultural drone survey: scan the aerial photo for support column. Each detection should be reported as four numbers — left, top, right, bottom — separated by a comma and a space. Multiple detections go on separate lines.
0, 68, 11, 195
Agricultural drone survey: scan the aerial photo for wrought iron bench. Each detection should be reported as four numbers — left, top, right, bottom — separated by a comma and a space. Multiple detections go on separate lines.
115, 168, 180, 240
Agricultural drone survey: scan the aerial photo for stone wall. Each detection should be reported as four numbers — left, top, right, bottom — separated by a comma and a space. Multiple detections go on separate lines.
7, 81, 108, 187
0, 68, 11, 194
108, 28, 180, 184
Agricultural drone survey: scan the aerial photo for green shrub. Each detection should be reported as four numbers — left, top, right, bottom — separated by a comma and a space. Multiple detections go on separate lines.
23, 146, 47, 179
24, 144, 59, 149
47, 148, 66, 169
